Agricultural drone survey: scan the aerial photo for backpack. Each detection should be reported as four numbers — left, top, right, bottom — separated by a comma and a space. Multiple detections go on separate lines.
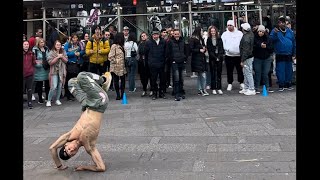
89, 37, 106, 50
34, 47, 49, 70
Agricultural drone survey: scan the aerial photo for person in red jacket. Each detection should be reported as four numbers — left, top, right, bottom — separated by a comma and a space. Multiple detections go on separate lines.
28, 28, 43, 49
23, 40, 36, 109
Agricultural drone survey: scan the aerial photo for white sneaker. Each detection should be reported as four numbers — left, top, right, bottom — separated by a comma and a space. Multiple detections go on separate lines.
46, 101, 51, 107
227, 84, 232, 91
239, 89, 248, 94
212, 90, 217, 95
244, 90, 256, 96
102, 72, 112, 92
32, 94, 36, 101
217, 89, 223, 95
55, 100, 62, 106
206, 85, 211, 90
240, 83, 245, 90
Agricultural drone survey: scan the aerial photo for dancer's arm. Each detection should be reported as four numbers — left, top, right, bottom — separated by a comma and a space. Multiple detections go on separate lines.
49, 132, 71, 169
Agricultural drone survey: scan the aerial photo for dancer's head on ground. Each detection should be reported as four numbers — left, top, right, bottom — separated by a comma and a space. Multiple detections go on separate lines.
59, 141, 80, 160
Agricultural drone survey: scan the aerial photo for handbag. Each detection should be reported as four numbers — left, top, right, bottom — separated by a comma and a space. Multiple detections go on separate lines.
35, 48, 50, 70
42, 58, 50, 70
130, 43, 137, 58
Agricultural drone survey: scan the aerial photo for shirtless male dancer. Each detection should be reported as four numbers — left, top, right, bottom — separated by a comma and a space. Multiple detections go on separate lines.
49, 71, 112, 172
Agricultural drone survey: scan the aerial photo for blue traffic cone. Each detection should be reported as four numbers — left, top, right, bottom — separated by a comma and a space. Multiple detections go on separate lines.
122, 92, 128, 104
262, 85, 268, 97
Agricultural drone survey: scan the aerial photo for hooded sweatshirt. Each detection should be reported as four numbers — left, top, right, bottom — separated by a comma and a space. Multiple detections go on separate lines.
221, 28, 243, 57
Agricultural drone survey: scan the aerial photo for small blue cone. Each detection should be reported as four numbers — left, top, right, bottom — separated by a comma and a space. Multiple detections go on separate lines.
262, 85, 268, 97
122, 93, 128, 104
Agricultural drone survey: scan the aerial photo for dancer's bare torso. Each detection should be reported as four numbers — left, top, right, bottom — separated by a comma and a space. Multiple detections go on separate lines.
69, 109, 103, 147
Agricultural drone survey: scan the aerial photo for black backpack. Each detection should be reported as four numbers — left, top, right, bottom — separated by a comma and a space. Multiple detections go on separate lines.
88, 38, 106, 49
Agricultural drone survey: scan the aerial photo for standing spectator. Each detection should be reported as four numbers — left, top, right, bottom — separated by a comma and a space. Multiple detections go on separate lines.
166, 29, 188, 101
253, 25, 274, 93
145, 28, 167, 100
108, 25, 117, 40
64, 33, 85, 101
270, 16, 296, 91
46, 40, 68, 107
239, 23, 255, 95
124, 33, 138, 92
86, 25, 110, 75
103, 31, 114, 91
108, 33, 127, 100
23, 40, 36, 109
207, 26, 224, 95
161, 28, 172, 90
47, 22, 60, 50
189, 26, 209, 96
32, 38, 50, 104
29, 28, 43, 49
221, 20, 244, 91
123, 26, 130, 42
202, 30, 211, 90
80, 33, 90, 72
138, 32, 152, 97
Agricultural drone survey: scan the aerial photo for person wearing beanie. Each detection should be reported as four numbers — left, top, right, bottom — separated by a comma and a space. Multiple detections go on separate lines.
239, 22, 255, 95
270, 16, 296, 91
253, 24, 274, 93
221, 19, 244, 91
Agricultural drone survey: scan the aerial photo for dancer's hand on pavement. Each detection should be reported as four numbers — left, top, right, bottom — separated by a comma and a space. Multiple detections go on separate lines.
55, 164, 68, 170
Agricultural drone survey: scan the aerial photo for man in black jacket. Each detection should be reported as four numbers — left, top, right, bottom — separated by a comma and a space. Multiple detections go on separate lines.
145, 29, 167, 100
166, 29, 187, 101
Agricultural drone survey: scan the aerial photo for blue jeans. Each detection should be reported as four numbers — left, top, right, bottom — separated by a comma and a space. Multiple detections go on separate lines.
253, 57, 272, 89
127, 57, 137, 91
243, 57, 255, 90
48, 74, 62, 102
172, 63, 185, 98
276, 58, 293, 88
197, 72, 207, 90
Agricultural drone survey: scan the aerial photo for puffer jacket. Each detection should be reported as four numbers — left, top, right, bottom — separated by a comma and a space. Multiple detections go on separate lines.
85, 35, 110, 65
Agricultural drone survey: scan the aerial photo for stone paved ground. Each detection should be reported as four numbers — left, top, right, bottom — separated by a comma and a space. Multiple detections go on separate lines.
23, 74, 296, 180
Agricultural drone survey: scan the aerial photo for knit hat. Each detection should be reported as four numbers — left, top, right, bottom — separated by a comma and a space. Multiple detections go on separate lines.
257, 25, 266, 32
227, 20, 234, 26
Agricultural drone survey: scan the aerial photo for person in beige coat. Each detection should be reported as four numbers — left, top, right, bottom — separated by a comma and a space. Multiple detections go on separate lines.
108, 32, 127, 100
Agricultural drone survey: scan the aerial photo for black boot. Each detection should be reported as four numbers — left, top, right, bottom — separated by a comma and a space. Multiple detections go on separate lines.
120, 89, 125, 100
152, 91, 157, 100
116, 91, 121, 100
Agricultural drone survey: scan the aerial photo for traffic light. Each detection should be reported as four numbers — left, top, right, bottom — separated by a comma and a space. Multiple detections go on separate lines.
133, 0, 137, 5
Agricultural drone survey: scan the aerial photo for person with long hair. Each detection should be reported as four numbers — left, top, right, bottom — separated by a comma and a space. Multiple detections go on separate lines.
206, 26, 224, 95
189, 26, 209, 96
23, 40, 36, 109
32, 38, 50, 104
108, 32, 127, 100
124, 33, 138, 92
64, 33, 85, 101
46, 40, 68, 107
137, 32, 152, 97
